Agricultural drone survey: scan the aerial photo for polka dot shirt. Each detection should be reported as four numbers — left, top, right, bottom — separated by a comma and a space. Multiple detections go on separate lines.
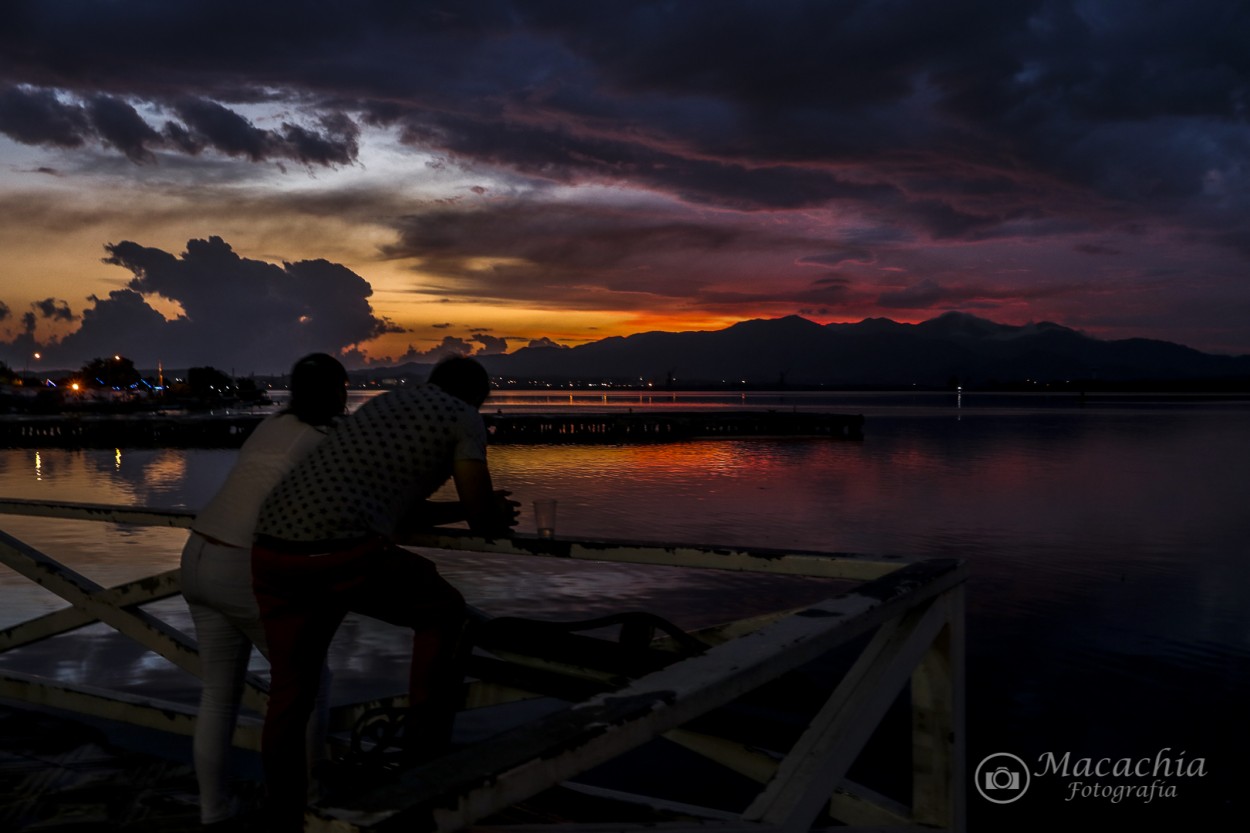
254, 383, 487, 545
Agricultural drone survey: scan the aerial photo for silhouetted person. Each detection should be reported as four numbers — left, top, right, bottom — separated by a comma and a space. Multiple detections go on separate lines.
250, 356, 517, 832
180, 353, 346, 825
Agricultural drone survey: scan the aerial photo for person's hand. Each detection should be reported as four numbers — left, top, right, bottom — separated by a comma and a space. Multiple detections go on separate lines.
492, 489, 521, 529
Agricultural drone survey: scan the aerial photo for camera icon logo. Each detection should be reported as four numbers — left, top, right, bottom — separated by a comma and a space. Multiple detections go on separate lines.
974, 752, 1031, 804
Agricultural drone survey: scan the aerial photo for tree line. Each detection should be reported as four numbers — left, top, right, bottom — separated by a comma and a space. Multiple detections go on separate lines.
0, 356, 267, 409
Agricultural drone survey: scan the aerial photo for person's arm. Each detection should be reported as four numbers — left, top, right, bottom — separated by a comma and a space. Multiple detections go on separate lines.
451, 458, 519, 535
395, 459, 518, 537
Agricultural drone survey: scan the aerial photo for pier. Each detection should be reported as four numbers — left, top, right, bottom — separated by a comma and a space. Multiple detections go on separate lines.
0, 411, 864, 448
0, 497, 962, 832
0, 413, 260, 448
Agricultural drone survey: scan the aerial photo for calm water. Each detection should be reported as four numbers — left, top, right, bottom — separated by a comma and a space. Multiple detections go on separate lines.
1, 391, 1247, 828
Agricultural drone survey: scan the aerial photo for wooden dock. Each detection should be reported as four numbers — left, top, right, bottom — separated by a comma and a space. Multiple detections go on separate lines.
0, 413, 260, 448
0, 498, 961, 832
0, 411, 864, 448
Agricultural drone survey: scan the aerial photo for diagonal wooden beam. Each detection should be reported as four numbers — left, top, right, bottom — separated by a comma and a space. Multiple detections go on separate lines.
0, 528, 268, 711
741, 597, 950, 830
0, 568, 183, 651
662, 730, 912, 827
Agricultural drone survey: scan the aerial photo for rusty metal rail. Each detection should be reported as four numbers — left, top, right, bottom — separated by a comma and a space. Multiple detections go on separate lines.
0, 498, 966, 832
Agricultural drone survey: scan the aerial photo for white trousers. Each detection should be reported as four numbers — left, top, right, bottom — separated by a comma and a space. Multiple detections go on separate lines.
181, 532, 330, 824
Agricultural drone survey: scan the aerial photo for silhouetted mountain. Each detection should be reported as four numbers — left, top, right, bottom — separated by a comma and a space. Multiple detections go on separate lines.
467, 312, 1250, 388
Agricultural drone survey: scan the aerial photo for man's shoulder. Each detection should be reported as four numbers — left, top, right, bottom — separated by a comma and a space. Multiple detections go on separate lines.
375, 383, 468, 411
354, 384, 478, 428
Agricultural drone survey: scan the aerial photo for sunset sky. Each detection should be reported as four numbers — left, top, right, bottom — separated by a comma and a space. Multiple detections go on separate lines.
1, 1, 1248, 373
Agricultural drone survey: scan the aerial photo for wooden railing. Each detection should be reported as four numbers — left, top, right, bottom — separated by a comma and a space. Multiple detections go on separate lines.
0, 497, 965, 832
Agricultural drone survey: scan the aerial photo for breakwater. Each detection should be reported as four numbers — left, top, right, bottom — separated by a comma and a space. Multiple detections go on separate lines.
486, 411, 863, 443
0, 411, 863, 448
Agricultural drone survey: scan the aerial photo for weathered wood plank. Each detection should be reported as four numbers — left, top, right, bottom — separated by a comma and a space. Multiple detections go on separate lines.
662, 731, 914, 828
0, 528, 268, 712
0, 669, 263, 748
826, 781, 912, 828
0, 497, 195, 527
308, 559, 965, 832
0, 568, 183, 651
0, 498, 904, 579
559, 782, 743, 822
910, 585, 965, 830
664, 728, 781, 783
409, 530, 907, 581
742, 596, 950, 829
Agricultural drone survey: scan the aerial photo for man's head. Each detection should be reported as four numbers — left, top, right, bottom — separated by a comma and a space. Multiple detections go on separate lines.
428, 356, 490, 407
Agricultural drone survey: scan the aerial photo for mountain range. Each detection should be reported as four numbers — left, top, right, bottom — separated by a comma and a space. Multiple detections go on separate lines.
400, 312, 1249, 388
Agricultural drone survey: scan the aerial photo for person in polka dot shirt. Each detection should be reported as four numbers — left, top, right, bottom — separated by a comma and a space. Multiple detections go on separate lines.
250, 356, 517, 830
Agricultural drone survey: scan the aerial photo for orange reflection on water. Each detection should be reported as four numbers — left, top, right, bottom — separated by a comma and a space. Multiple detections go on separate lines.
139, 452, 189, 492
0, 447, 197, 508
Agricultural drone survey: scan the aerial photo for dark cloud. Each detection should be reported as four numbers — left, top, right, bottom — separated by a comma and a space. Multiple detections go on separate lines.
281, 113, 359, 167
170, 97, 361, 166
9, 236, 396, 371
55, 288, 180, 361
876, 279, 951, 310
378, 194, 1082, 318
797, 249, 877, 268
396, 108, 903, 211
1074, 243, 1122, 256
161, 120, 204, 154
86, 95, 162, 163
472, 333, 508, 355
0, 86, 89, 147
169, 97, 269, 160
875, 278, 1072, 311
0, 301, 9, 322
3, 2, 1246, 218
384, 199, 750, 305
348, 330, 524, 366
527, 337, 568, 350
0, 83, 361, 169
391, 336, 475, 365
32, 298, 76, 321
